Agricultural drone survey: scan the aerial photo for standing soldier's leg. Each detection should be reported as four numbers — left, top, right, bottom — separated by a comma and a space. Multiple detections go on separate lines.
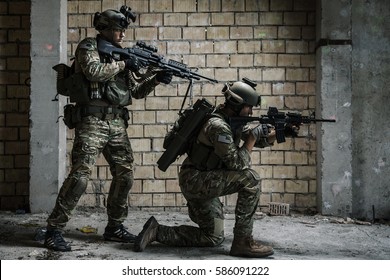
45, 116, 107, 251
102, 117, 135, 242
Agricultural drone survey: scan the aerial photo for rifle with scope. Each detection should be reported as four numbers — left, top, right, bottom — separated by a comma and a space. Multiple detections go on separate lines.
229, 107, 336, 143
98, 39, 218, 83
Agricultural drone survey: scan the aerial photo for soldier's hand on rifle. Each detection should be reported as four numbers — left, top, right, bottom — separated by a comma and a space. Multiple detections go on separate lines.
125, 55, 141, 72
155, 70, 173, 84
253, 124, 276, 145
250, 124, 269, 140
266, 127, 276, 145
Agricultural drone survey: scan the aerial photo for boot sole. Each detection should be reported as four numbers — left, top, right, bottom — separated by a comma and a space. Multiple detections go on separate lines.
44, 242, 72, 252
103, 235, 135, 243
230, 250, 274, 258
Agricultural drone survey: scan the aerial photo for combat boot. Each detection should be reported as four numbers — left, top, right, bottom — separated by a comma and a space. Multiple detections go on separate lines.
230, 235, 274, 258
44, 229, 71, 252
103, 224, 136, 243
134, 216, 159, 252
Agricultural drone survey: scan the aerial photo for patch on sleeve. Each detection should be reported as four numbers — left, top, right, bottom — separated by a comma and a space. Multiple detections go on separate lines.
217, 134, 233, 144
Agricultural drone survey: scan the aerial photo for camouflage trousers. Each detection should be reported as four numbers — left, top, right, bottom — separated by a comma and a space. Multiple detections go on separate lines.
156, 167, 260, 247
47, 115, 134, 230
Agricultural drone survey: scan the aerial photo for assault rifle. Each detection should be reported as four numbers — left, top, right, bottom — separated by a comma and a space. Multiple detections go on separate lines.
229, 107, 336, 143
98, 39, 218, 83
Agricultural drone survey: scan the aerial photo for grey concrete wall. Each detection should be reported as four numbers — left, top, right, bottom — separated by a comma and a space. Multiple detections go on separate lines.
316, 45, 353, 217
316, 0, 353, 217
351, 0, 390, 220
30, 1, 67, 212
317, 0, 390, 220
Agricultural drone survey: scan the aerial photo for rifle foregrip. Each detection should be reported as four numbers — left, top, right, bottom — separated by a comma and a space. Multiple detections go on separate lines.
275, 129, 286, 143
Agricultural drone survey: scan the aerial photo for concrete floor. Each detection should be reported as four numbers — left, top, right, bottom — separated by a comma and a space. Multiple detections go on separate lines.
1, 208, 389, 260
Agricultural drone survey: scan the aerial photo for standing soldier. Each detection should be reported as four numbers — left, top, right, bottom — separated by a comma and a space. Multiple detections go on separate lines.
134, 80, 278, 258
44, 6, 172, 252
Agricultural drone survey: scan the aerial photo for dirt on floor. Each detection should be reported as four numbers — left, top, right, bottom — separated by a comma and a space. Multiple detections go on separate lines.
0, 208, 389, 260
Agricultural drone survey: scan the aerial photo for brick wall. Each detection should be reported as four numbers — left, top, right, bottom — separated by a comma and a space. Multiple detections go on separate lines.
0, 0, 30, 211
67, 0, 317, 213
0, 0, 317, 213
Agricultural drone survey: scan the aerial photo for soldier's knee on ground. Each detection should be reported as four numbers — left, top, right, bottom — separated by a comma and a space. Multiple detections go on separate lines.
198, 217, 225, 246
209, 217, 225, 246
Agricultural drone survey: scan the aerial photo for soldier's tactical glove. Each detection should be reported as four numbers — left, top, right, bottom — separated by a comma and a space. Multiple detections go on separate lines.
125, 55, 140, 72
284, 124, 299, 138
250, 123, 269, 141
156, 71, 173, 84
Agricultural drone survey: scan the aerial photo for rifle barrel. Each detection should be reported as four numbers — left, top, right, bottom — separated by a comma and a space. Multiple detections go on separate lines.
309, 119, 336, 123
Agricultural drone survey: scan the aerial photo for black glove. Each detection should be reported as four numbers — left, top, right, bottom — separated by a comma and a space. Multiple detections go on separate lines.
125, 55, 140, 72
156, 71, 173, 84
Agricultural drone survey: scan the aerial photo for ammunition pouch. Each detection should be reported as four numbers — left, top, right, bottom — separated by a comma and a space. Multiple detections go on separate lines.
63, 104, 81, 129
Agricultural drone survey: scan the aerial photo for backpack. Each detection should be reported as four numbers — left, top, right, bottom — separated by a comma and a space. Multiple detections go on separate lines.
157, 98, 215, 171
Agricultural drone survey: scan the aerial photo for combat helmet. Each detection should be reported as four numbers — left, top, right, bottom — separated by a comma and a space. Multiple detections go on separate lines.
222, 78, 261, 110
93, 5, 136, 31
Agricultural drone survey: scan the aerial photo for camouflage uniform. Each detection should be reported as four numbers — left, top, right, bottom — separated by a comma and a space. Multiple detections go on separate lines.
156, 108, 261, 246
47, 35, 157, 230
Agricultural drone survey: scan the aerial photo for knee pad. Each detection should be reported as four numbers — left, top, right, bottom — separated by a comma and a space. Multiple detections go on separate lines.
245, 168, 260, 185
209, 217, 225, 246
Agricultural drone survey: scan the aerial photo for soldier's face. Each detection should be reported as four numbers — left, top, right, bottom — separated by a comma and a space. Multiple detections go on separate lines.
101, 29, 126, 47
112, 29, 126, 46
239, 105, 253, 117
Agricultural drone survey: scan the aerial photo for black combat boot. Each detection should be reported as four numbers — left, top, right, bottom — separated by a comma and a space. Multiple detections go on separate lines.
134, 216, 159, 252
103, 224, 136, 243
230, 235, 274, 258
44, 229, 71, 252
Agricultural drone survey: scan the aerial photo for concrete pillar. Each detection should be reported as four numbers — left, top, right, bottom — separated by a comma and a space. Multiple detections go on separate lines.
316, 0, 353, 217
30, 1, 67, 213
316, 45, 353, 217
350, 0, 390, 220
317, 0, 390, 220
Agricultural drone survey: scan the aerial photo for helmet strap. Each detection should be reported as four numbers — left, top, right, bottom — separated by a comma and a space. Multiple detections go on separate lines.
224, 101, 243, 116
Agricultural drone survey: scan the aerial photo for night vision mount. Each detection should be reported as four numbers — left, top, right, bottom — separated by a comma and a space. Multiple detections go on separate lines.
120, 5, 136, 23
242, 77, 257, 89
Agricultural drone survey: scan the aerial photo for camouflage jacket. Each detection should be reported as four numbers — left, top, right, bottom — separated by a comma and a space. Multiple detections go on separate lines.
74, 35, 157, 106
184, 109, 251, 171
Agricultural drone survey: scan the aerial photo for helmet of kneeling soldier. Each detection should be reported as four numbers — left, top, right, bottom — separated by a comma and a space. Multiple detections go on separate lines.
222, 78, 261, 111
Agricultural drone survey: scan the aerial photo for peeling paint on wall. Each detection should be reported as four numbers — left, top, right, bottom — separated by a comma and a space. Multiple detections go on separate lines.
330, 171, 352, 197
